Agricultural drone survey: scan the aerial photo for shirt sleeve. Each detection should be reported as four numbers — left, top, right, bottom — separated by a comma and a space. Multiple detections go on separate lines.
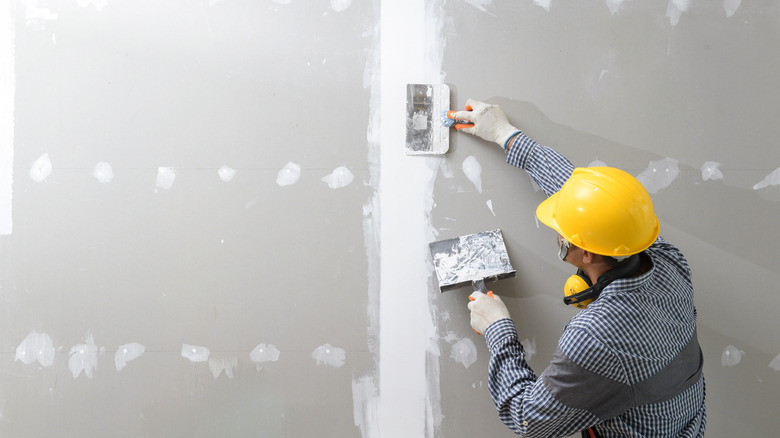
484, 319, 601, 438
506, 131, 575, 197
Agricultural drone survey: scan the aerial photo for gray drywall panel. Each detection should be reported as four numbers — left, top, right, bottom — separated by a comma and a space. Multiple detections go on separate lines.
2, 1, 376, 437
432, 1, 780, 437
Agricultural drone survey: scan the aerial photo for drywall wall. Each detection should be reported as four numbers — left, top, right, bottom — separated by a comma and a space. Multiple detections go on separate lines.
1, 0, 379, 436
3, 1, 780, 438
429, 0, 780, 437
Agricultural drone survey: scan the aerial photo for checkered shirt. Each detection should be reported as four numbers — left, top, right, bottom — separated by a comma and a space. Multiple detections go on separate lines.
480, 132, 707, 437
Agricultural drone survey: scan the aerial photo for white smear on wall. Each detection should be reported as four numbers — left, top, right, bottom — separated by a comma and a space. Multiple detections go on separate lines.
460, 0, 493, 12
753, 168, 780, 190
69, 334, 99, 379
181, 344, 210, 363
115, 342, 145, 371
462, 155, 483, 193
486, 199, 495, 216
521, 338, 537, 361
0, 2, 13, 236
701, 161, 724, 181
155, 167, 176, 190
724, 0, 741, 17
330, 0, 351, 12
14, 331, 55, 367
209, 356, 238, 379
584, 51, 619, 99
322, 166, 354, 189
589, 159, 608, 167
721, 344, 744, 367
276, 162, 301, 186
23, 0, 57, 29
636, 157, 679, 194
441, 161, 454, 179
93, 161, 114, 184
605, 0, 628, 15
218, 165, 236, 182
312, 343, 346, 368
534, 0, 552, 12
352, 376, 379, 437
376, 0, 443, 435
30, 153, 52, 182
362, 200, 375, 218
449, 338, 477, 368
666, 0, 690, 27
77, 0, 107, 11
769, 354, 780, 371
249, 343, 281, 370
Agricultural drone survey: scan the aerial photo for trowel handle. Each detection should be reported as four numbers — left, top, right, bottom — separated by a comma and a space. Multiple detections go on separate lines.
442, 111, 474, 129
468, 291, 495, 301
442, 104, 475, 129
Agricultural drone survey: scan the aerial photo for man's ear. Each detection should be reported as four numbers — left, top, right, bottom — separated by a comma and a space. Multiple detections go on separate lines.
581, 251, 597, 264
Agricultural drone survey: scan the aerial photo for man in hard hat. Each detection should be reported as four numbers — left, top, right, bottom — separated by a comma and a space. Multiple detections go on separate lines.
450, 99, 706, 438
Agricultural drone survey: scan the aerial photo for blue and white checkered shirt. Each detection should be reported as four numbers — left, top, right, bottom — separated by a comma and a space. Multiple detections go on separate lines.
481, 132, 706, 437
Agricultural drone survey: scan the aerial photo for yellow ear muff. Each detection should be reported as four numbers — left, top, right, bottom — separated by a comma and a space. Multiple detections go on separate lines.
564, 274, 594, 309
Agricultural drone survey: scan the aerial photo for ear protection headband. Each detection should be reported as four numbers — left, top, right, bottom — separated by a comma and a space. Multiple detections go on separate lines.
563, 255, 642, 309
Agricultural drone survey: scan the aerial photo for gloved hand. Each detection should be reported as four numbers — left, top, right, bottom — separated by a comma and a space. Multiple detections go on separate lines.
467, 291, 511, 335
449, 99, 520, 150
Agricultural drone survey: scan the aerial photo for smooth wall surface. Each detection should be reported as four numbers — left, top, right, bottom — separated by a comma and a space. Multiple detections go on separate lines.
2, 1, 377, 437
3, 1, 780, 438
431, 1, 780, 437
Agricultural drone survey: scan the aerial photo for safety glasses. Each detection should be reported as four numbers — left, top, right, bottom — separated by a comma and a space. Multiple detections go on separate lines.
558, 236, 571, 262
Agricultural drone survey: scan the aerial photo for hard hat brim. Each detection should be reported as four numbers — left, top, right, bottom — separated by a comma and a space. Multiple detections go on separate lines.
536, 193, 563, 235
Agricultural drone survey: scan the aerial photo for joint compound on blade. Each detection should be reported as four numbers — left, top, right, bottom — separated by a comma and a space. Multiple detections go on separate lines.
405, 84, 450, 155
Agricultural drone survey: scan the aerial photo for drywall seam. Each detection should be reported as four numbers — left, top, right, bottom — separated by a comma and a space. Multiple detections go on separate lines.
360, 64, 381, 438
0, 0, 14, 235
422, 3, 448, 434
378, 0, 441, 436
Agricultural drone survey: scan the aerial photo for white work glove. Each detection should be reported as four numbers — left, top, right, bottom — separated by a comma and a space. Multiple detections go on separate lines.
467, 291, 511, 335
450, 99, 520, 150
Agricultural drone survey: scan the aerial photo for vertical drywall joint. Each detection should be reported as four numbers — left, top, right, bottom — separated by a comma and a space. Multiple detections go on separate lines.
378, 0, 442, 436
0, 0, 13, 235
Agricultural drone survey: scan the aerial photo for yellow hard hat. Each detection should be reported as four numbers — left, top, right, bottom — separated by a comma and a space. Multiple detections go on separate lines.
536, 167, 659, 258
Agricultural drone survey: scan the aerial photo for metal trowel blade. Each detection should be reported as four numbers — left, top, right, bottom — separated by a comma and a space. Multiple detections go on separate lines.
405, 83, 450, 155
429, 229, 516, 292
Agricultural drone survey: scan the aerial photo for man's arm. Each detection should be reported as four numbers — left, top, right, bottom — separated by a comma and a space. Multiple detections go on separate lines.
485, 320, 602, 438
505, 131, 574, 198
449, 99, 574, 197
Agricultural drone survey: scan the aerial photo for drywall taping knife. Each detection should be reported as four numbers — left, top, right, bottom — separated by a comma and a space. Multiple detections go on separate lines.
429, 229, 516, 294
405, 83, 451, 155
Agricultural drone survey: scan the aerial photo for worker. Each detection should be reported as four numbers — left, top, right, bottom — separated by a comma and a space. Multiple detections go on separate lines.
450, 99, 706, 438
